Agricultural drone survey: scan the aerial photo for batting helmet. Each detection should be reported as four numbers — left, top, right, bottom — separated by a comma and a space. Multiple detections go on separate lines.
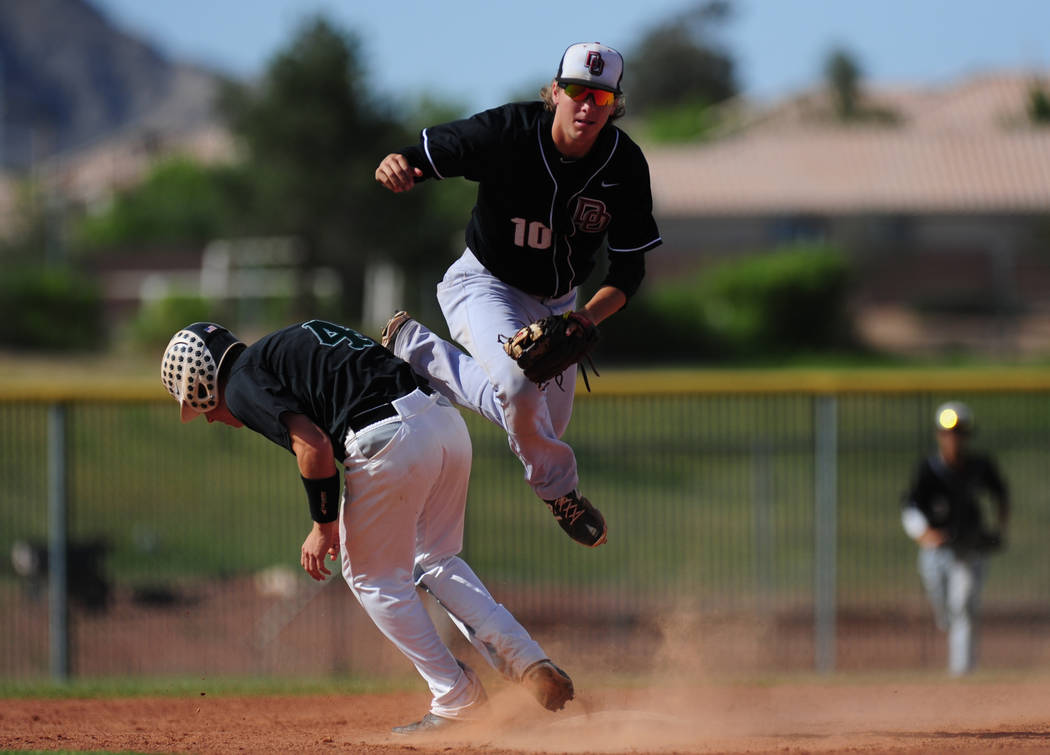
935, 401, 974, 434
161, 323, 244, 422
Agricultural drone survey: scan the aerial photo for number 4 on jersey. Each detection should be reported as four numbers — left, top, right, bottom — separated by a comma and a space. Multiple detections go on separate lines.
301, 320, 373, 350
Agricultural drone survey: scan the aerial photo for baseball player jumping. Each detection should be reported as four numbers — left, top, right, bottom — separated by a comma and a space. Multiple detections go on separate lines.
374, 42, 662, 548
901, 401, 1010, 675
161, 321, 574, 733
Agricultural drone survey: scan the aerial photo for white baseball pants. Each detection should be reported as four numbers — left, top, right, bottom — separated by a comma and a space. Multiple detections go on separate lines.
918, 546, 986, 676
393, 248, 579, 500
338, 388, 547, 719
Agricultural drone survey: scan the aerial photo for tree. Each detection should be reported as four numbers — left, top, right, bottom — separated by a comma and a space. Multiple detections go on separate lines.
825, 48, 862, 121
72, 158, 236, 252
217, 16, 458, 319
0, 181, 106, 350
626, 1, 737, 115
1028, 82, 1050, 125
820, 47, 898, 125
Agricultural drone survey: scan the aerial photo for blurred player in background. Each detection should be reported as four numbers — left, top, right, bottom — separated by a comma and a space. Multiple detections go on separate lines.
901, 401, 1010, 675
374, 42, 662, 549
160, 321, 574, 733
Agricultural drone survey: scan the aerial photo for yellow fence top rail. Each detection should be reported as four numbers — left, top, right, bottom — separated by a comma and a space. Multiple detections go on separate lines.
0, 378, 167, 403
2, 366, 1050, 402
587, 367, 1050, 395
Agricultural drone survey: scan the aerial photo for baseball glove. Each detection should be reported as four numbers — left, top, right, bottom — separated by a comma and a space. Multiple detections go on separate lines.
503, 312, 600, 391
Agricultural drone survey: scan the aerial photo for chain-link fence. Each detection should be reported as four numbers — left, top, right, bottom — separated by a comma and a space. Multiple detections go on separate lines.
3, 374, 1049, 680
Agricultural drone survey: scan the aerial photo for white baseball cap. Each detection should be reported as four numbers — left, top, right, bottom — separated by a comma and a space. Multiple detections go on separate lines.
556, 42, 624, 94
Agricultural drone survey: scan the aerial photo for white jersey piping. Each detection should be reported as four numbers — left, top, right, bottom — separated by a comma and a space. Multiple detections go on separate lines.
421, 128, 445, 180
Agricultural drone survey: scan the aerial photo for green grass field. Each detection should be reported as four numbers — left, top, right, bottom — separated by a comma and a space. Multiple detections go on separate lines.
3, 370, 1048, 602
0, 673, 414, 700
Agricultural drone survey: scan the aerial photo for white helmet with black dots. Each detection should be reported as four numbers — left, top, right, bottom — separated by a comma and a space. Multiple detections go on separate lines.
161, 323, 244, 422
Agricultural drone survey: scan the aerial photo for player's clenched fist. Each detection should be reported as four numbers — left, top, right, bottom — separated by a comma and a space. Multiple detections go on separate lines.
375, 153, 423, 193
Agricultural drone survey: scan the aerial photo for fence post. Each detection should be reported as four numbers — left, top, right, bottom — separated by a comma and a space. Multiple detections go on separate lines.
814, 395, 837, 673
751, 439, 774, 612
48, 402, 70, 681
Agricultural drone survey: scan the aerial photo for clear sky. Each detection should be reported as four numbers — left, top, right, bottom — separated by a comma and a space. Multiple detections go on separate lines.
90, 0, 1048, 114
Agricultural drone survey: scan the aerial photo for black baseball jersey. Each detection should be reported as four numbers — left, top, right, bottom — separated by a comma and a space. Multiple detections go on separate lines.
903, 452, 1008, 554
224, 320, 427, 460
400, 101, 662, 299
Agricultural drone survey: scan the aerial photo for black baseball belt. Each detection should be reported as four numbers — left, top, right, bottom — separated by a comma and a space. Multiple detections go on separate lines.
348, 383, 434, 432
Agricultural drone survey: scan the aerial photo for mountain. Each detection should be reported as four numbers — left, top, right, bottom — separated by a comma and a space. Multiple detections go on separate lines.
0, 0, 224, 170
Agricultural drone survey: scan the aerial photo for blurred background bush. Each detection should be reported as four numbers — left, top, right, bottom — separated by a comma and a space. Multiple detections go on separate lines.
0, 265, 105, 351
598, 244, 855, 362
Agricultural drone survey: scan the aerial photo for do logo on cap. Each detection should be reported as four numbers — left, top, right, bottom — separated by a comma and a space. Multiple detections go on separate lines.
585, 51, 604, 76
556, 42, 624, 94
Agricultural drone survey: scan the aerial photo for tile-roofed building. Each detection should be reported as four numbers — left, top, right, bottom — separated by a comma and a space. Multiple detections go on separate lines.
648, 70, 1050, 217
641, 70, 1050, 355
650, 128, 1050, 216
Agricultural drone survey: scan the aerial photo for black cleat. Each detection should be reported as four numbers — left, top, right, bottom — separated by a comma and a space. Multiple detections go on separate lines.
544, 490, 607, 547
522, 659, 575, 711
391, 712, 461, 735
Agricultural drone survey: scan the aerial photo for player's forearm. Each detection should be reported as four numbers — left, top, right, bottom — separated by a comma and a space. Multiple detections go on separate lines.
286, 420, 340, 524
283, 414, 338, 478
580, 286, 627, 325
294, 443, 338, 479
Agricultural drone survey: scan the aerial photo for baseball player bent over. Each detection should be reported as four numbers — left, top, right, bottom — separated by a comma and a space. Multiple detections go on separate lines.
901, 401, 1010, 676
161, 321, 574, 733
374, 42, 662, 548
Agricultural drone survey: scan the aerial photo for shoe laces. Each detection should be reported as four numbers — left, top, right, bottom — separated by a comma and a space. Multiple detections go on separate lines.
549, 494, 586, 526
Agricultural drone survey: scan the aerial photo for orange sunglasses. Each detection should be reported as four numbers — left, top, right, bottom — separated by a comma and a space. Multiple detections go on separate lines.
559, 83, 617, 107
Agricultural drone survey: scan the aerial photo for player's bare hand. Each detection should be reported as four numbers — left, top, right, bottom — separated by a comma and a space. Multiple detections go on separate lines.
375, 153, 423, 193
918, 527, 948, 548
301, 520, 340, 581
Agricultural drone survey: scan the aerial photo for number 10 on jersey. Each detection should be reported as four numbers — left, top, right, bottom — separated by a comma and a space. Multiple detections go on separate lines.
511, 218, 552, 250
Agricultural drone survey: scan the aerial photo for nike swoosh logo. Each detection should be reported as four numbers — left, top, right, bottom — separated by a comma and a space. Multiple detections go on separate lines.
601, 180, 619, 187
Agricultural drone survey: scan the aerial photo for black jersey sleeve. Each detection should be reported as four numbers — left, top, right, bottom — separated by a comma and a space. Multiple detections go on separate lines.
903, 458, 937, 514
400, 106, 513, 182
601, 249, 646, 300
977, 454, 1008, 501
605, 141, 662, 255
974, 453, 1011, 530
224, 365, 304, 453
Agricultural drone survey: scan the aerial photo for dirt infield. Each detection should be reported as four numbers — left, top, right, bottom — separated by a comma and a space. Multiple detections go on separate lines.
3, 676, 1049, 754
